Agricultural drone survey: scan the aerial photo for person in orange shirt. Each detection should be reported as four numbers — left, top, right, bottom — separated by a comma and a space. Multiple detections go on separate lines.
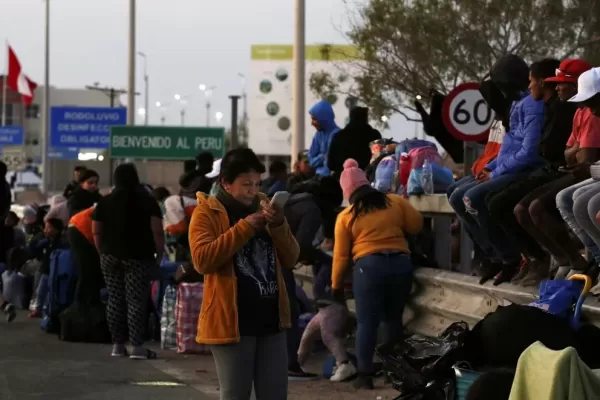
332, 159, 423, 390
68, 205, 104, 306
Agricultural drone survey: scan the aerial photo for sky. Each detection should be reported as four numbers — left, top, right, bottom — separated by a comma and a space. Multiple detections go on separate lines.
2, 0, 415, 143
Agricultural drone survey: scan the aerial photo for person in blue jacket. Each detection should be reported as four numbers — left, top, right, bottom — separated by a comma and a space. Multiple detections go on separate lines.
308, 100, 341, 176
463, 54, 545, 286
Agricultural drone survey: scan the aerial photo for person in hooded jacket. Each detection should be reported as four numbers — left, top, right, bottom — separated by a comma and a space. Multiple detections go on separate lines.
486, 59, 592, 286
462, 54, 545, 285
179, 152, 215, 198
62, 166, 87, 199
67, 169, 102, 218
283, 175, 343, 380
308, 100, 341, 177
327, 107, 381, 178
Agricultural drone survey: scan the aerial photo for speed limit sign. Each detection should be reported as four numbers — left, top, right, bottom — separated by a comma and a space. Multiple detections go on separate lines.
2, 146, 25, 170
442, 82, 494, 142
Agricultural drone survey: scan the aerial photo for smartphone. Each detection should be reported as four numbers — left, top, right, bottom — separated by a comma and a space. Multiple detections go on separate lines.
270, 191, 290, 208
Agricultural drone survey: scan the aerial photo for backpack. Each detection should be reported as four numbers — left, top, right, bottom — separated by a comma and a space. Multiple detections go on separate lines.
406, 163, 455, 195
41, 249, 77, 333
396, 138, 437, 155
399, 147, 443, 194
373, 155, 399, 193
163, 195, 197, 245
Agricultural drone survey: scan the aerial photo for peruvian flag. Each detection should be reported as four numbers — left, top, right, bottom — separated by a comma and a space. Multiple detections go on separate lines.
7, 46, 37, 106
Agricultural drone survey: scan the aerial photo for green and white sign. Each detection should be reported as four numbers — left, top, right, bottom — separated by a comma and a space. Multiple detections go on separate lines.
109, 126, 225, 160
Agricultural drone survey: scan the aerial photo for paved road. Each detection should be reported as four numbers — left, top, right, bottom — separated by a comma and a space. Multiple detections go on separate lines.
0, 318, 211, 400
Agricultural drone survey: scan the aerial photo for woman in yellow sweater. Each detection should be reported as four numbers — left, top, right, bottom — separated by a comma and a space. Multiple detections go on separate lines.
332, 159, 423, 389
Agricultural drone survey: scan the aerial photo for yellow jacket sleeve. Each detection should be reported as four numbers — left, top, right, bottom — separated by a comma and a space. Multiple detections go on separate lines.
188, 205, 255, 274
398, 196, 423, 235
332, 213, 352, 290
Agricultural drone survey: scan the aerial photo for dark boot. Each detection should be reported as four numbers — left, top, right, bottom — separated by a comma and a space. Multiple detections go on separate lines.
353, 373, 374, 390
493, 263, 518, 286
479, 261, 503, 285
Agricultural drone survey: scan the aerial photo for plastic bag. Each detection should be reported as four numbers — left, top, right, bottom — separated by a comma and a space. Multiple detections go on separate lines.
378, 321, 470, 399
529, 279, 584, 328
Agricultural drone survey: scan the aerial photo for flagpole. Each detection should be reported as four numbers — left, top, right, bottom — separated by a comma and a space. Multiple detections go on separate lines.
41, 0, 50, 194
2, 40, 7, 127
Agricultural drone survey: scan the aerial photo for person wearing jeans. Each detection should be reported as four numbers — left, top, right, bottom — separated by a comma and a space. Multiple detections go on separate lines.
332, 159, 423, 390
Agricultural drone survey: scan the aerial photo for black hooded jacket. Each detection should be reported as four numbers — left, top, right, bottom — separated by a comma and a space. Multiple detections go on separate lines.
67, 187, 102, 218
327, 107, 381, 176
179, 170, 214, 199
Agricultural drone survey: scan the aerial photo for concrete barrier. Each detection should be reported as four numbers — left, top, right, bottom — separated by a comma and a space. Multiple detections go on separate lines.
294, 266, 600, 337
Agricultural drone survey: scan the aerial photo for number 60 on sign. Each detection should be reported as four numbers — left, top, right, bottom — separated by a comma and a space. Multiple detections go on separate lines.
442, 82, 494, 142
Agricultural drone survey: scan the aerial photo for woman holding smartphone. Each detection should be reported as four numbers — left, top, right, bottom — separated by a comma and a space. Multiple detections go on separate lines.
189, 148, 300, 400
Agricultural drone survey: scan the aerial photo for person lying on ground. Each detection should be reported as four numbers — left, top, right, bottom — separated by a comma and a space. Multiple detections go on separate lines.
485, 58, 590, 286
332, 159, 423, 390
462, 54, 545, 285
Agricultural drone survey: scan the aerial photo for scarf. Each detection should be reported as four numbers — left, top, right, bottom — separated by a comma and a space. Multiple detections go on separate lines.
215, 184, 261, 224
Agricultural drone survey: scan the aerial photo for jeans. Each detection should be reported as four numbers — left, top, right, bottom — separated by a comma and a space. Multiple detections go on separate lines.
353, 252, 413, 374
448, 177, 498, 258
35, 274, 49, 313
556, 179, 600, 263
211, 332, 288, 400
446, 176, 473, 199
572, 182, 600, 263
463, 173, 527, 262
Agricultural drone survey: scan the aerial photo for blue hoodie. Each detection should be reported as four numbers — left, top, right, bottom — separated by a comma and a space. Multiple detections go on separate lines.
308, 100, 341, 176
486, 93, 545, 179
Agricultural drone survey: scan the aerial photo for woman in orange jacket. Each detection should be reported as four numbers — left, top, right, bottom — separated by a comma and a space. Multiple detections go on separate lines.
332, 159, 423, 390
189, 148, 300, 400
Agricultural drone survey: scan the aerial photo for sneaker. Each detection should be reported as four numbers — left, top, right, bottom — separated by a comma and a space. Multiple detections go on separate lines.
288, 367, 318, 381
479, 261, 503, 284
28, 310, 42, 319
511, 259, 530, 284
330, 362, 357, 382
353, 373, 375, 390
520, 262, 551, 287
4, 304, 16, 322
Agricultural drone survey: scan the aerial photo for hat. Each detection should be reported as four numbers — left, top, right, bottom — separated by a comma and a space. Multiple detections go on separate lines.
340, 159, 370, 200
545, 59, 592, 84
569, 67, 600, 103
205, 159, 221, 179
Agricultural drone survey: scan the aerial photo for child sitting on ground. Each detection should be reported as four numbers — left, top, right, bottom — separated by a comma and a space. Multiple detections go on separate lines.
28, 218, 67, 318
297, 288, 357, 383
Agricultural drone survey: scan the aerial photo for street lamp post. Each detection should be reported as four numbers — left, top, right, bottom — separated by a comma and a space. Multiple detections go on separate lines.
238, 73, 248, 145
173, 94, 188, 126
41, 0, 51, 194
156, 101, 168, 125
137, 51, 149, 125
127, 0, 136, 127
199, 84, 216, 127
292, 0, 305, 166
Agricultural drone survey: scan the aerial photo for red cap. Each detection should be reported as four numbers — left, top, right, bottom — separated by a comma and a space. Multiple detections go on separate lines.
545, 59, 592, 84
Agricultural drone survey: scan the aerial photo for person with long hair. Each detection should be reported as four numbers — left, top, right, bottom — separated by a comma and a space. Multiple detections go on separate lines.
92, 164, 164, 359
332, 159, 423, 389
188, 148, 299, 400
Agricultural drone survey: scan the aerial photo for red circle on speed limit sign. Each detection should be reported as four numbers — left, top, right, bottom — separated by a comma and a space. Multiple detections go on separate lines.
442, 82, 494, 142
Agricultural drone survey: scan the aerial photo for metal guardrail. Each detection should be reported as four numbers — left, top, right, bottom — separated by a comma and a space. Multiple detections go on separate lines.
294, 266, 600, 337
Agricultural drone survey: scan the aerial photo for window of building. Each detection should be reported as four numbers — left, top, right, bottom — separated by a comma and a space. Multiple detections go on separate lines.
25, 104, 40, 119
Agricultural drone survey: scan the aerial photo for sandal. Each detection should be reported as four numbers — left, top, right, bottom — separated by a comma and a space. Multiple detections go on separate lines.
130, 349, 158, 360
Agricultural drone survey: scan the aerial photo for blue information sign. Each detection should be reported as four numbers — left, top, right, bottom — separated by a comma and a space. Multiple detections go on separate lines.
0, 126, 25, 146
50, 106, 127, 148
47, 147, 81, 161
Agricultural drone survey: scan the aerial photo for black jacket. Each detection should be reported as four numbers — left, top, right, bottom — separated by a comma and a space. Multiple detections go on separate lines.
179, 170, 213, 199
540, 96, 577, 167
327, 107, 381, 177
0, 180, 10, 218
67, 188, 102, 218
63, 180, 79, 199
284, 193, 323, 265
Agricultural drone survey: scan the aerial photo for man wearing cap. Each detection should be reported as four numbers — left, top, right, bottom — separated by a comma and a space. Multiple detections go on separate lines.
483, 58, 592, 285
512, 65, 600, 282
